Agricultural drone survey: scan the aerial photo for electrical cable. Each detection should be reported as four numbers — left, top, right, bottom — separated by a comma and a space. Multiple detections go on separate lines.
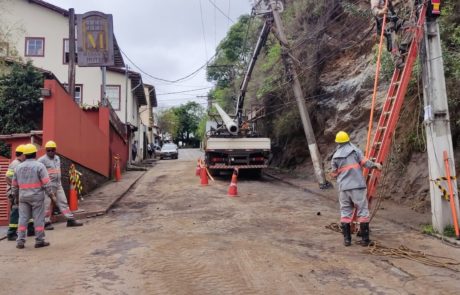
120, 49, 216, 84
156, 87, 213, 96
207, 0, 234, 24
199, 0, 209, 61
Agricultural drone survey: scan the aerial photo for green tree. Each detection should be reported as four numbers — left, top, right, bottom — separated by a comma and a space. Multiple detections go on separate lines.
173, 101, 205, 146
0, 61, 43, 157
158, 108, 180, 140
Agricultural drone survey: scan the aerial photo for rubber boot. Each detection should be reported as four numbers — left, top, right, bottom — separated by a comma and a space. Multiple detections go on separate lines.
35, 241, 50, 248
45, 222, 54, 230
359, 223, 371, 246
341, 223, 352, 247
27, 222, 35, 237
67, 219, 83, 227
7, 233, 18, 241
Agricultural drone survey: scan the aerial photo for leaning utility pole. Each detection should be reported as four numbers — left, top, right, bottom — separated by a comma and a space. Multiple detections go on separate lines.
263, 1, 330, 188
422, 8, 460, 234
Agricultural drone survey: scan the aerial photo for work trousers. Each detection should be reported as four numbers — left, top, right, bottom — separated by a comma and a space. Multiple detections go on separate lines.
45, 185, 74, 221
17, 196, 45, 243
7, 203, 34, 236
339, 188, 370, 223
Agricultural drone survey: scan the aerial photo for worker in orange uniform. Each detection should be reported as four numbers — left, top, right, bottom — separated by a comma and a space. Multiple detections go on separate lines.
12, 144, 54, 249
331, 131, 382, 246
38, 141, 83, 228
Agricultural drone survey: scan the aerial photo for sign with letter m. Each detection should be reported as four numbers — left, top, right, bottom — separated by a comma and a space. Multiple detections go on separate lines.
76, 11, 115, 67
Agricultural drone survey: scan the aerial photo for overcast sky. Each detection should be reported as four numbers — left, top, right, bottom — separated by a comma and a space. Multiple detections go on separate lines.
45, 0, 253, 109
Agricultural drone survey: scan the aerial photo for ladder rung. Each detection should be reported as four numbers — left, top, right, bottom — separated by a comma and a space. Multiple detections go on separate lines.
378, 126, 387, 130
374, 142, 382, 146
383, 111, 391, 115
388, 96, 397, 100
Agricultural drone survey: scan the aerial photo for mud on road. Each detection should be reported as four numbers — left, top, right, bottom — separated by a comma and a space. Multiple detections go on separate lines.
0, 149, 459, 294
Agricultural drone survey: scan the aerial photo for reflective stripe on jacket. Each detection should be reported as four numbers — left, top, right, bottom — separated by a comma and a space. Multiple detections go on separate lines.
11, 159, 53, 199
38, 154, 61, 187
5, 159, 21, 196
331, 143, 377, 191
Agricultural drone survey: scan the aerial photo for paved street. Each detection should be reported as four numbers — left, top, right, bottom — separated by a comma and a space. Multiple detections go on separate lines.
0, 149, 459, 294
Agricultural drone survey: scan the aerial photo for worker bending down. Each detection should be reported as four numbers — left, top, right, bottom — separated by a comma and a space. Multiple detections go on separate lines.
331, 131, 382, 246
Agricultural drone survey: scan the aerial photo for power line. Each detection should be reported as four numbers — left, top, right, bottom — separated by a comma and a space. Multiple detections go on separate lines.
207, 0, 234, 23
156, 87, 212, 96
199, 0, 209, 61
120, 49, 216, 84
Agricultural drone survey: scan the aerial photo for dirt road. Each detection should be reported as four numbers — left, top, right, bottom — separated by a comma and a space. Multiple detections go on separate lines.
1, 149, 459, 294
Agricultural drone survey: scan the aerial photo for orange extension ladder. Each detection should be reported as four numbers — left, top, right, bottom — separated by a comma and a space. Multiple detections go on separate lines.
364, 2, 428, 205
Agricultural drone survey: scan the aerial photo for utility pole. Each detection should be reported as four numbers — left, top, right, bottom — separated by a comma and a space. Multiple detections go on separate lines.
68, 8, 76, 101
422, 10, 460, 234
268, 1, 331, 189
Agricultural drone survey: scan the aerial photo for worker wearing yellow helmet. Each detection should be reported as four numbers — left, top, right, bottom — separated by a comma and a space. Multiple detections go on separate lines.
11, 143, 54, 248
5, 145, 29, 240
331, 131, 382, 247
39, 140, 83, 228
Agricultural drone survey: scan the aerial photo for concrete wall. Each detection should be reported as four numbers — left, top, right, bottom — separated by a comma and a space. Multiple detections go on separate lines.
43, 79, 110, 176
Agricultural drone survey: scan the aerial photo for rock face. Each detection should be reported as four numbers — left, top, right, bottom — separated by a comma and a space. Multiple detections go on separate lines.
255, 0, 435, 212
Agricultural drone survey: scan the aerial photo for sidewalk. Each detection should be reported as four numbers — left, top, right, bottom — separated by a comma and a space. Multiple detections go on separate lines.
1, 170, 146, 240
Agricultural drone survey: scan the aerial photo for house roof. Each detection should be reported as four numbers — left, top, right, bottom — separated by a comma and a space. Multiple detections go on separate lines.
27, 0, 125, 67
107, 67, 147, 106
144, 83, 158, 107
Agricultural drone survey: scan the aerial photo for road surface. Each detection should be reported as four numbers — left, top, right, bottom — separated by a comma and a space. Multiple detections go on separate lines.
0, 149, 459, 294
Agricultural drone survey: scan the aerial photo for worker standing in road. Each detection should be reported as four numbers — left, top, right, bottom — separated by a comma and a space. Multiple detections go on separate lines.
39, 141, 83, 228
331, 131, 382, 247
5, 145, 33, 240
12, 144, 54, 249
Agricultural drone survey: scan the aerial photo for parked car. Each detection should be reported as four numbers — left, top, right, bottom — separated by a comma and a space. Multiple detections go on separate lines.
159, 143, 179, 160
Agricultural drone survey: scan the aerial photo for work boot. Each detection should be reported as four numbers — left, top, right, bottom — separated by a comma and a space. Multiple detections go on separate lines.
34, 241, 50, 248
27, 222, 35, 236
45, 222, 54, 230
16, 242, 25, 249
341, 223, 352, 247
358, 223, 371, 246
7, 233, 18, 241
67, 219, 83, 227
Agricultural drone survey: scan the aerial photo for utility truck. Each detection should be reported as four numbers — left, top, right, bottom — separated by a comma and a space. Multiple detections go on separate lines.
204, 19, 273, 176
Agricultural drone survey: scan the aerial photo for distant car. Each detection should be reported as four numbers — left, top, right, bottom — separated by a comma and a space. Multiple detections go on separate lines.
159, 143, 179, 160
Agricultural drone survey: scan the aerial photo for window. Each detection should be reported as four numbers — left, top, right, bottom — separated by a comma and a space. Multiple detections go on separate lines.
63, 39, 78, 64
0, 42, 9, 57
63, 84, 83, 104
25, 37, 44, 56
104, 85, 120, 110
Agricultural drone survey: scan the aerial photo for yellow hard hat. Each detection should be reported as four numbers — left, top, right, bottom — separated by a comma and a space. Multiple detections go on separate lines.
45, 140, 57, 149
335, 131, 350, 143
15, 144, 26, 154
23, 143, 38, 155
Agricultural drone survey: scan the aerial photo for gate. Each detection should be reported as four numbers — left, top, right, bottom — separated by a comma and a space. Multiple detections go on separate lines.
0, 157, 10, 226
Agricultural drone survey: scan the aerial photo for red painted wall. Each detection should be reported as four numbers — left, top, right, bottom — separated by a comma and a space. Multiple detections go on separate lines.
110, 127, 128, 176
43, 80, 110, 176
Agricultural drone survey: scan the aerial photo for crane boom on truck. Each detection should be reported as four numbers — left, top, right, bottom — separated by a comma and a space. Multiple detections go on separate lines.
204, 18, 273, 176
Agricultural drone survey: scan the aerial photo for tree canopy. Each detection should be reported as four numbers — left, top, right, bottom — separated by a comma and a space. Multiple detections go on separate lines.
158, 101, 205, 147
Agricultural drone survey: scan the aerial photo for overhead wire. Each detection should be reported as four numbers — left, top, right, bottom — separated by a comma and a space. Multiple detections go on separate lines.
120, 49, 216, 84
156, 87, 213, 96
199, 0, 209, 61
207, 0, 234, 24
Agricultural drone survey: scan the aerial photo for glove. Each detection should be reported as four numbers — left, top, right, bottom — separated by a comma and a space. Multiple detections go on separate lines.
374, 163, 383, 170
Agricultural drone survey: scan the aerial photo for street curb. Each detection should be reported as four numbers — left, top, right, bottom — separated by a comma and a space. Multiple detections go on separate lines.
53, 170, 147, 222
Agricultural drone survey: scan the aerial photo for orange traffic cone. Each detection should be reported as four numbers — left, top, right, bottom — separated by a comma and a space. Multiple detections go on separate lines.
69, 182, 78, 211
227, 168, 238, 197
114, 155, 121, 182
200, 164, 209, 186
196, 159, 201, 176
